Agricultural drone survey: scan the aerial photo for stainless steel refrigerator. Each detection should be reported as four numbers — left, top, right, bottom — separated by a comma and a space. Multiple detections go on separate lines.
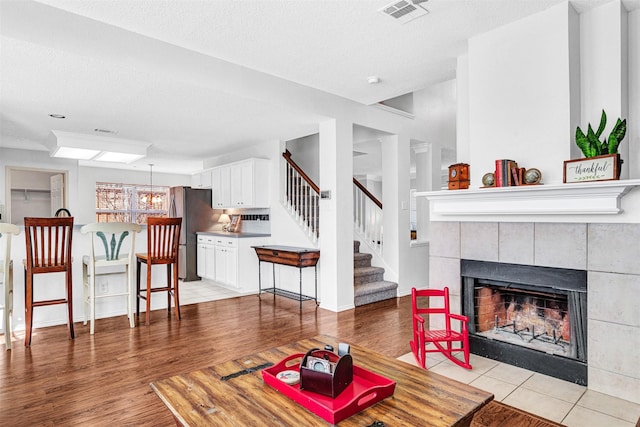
169, 186, 215, 281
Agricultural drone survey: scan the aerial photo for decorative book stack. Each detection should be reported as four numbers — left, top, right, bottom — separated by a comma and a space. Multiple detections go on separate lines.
494, 159, 526, 187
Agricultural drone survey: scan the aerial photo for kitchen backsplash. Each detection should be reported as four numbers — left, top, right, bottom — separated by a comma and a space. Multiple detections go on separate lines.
212, 208, 270, 234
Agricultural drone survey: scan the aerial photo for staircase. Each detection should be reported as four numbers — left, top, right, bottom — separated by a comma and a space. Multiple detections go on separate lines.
353, 240, 398, 306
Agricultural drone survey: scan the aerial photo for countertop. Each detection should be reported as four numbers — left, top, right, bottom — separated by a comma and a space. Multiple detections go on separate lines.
196, 231, 270, 238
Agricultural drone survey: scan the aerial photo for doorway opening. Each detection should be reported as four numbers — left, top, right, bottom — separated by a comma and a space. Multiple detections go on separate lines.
6, 167, 68, 225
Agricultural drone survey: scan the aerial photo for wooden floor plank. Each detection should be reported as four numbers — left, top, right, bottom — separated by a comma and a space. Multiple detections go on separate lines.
1, 295, 412, 425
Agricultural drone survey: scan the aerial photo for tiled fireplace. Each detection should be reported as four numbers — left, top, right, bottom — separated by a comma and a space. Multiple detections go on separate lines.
461, 259, 587, 385
428, 221, 640, 404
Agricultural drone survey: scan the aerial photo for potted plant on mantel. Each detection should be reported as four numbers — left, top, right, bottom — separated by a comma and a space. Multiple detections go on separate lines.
564, 110, 627, 183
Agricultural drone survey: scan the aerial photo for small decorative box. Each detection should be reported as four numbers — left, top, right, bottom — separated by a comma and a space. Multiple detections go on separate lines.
299, 348, 353, 398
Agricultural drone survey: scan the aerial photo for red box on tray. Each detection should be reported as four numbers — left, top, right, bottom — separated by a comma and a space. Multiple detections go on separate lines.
262, 353, 396, 425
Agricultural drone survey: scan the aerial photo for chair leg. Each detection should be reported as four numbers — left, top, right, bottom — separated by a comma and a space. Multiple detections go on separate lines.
126, 264, 134, 329
136, 259, 141, 318
89, 267, 96, 335
4, 265, 12, 350
145, 263, 152, 326
24, 270, 33, 348
66, 270, 75, 340
82, 262, 88, 326
173, 263, 180, 321
166, 265, 171, 314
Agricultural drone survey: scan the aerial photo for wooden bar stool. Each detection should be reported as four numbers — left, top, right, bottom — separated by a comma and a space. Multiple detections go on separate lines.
136, 217, 182, 326
23, 217, 75, 347
81, 222, 142, 334
1, 223, 20, 350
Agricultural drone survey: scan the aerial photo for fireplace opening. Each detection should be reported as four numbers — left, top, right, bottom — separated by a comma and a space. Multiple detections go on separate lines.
475, 284, 571, 357
462, 260, 587, 385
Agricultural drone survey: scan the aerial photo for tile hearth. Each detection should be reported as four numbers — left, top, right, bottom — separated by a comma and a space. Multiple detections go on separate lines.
397, 350, 640, 426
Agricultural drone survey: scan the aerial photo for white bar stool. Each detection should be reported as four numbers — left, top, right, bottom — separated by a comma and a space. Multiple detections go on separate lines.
81, 222, 142, 334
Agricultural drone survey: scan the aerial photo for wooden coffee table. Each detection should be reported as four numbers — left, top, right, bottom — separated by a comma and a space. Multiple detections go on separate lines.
150, 335, 493, 426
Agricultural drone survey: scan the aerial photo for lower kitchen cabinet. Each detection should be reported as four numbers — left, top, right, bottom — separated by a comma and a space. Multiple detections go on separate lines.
214, 238, 237, 286
197, 233, 268, 292
197, 235, 216, 280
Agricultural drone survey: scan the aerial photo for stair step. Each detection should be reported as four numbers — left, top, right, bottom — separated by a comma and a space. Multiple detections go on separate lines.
354, 280, 398, 306
354, 266, 384, 285
354, 252, 372, 268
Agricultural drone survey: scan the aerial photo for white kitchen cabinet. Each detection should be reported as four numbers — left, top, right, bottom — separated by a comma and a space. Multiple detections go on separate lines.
214, 237, 238, 287
212, 166, 231, 207
196, 233, 269, 293
196, 235, 216, 280
211, 158, 269, 208
192, 169, 213, 189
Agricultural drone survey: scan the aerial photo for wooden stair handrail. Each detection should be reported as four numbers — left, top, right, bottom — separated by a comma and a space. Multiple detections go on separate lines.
283, 150, 320, 194
353, 178, 382, 209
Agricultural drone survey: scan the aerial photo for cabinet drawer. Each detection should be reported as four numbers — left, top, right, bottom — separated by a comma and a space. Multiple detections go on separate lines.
198, 235, 215, 244
215, 237, 237, 248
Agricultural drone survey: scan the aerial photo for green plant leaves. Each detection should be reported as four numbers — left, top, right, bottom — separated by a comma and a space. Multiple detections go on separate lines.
575, 126, 591, 157
595, 110, 607, 139
575, 110, 626, 158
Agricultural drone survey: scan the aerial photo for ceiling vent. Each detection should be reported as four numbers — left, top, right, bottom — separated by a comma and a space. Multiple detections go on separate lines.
379, 0, 429, 24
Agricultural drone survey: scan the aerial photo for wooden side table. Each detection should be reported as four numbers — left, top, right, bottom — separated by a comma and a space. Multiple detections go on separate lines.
252, 245, 320, 310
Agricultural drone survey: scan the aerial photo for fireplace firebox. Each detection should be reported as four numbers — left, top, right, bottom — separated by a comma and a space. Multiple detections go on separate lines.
461, 260, 587, 385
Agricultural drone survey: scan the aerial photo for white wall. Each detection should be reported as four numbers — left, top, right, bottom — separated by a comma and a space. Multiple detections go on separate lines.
628, 8, 639, 179
468, 2, 578, 186
581, 0, 629, 178
286, 133, 320, 185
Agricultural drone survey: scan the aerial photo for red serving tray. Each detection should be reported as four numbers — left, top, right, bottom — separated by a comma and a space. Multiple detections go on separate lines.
262, 353, 396, 424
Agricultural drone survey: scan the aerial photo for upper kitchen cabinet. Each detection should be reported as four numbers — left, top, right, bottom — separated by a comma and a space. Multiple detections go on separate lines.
192, 169, 213, 189
212, 159, 269, 208
212, 166, 231, 207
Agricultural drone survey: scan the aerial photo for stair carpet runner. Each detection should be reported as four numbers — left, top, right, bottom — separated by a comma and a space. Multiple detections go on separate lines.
353, 240, 398, 306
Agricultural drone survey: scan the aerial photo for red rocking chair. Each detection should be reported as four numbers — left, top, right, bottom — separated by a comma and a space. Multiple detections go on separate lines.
410, 287, 472, 370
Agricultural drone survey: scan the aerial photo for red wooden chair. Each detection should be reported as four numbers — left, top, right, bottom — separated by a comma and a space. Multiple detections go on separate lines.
23, 217, 75, 347
135, 217, 182, 326
410, 287, 472, 370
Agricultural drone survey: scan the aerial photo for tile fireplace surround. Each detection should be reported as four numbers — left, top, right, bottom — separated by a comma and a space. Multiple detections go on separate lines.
428, 220, 640, 405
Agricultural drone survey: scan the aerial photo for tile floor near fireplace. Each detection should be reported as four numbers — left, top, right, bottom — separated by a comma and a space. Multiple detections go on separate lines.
398, 349, 640, 427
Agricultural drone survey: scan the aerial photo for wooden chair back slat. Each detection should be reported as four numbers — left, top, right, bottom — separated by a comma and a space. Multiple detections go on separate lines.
147, 217, 181, 262
23, 216, 75, 346
24, 217, 74, 272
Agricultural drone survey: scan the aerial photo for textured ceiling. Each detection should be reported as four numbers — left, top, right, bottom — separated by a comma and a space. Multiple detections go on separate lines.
1, 0, 637, 173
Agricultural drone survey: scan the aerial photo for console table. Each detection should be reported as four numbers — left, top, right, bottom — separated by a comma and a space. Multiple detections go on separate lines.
252, 245, 320, 310
150, 335, 494, 426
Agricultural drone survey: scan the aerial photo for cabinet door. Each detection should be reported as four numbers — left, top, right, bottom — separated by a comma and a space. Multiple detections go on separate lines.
197, 244, 207, 278
224, 247, 237, 287
200, 170, 212, 189
212, 167, 231, 208
205, 245, 216, 279
230, 161, 253, 207
214, 246, 226, 283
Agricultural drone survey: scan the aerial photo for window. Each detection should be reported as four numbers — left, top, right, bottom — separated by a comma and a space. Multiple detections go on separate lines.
95, 182, 169, 224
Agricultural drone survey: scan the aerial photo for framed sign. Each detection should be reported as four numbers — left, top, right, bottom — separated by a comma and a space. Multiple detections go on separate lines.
563, 154, 620, 183
227, 214, 241, 232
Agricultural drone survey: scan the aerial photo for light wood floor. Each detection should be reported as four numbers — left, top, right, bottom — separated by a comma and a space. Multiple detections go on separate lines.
1, 294, 412, 426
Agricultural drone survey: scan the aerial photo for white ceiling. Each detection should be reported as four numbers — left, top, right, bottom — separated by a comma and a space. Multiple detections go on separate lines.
1, 0, 637, 174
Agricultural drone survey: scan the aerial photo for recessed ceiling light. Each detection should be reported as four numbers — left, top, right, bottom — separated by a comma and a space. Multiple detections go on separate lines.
49, 114, 66, 119
367, 76, 380, 84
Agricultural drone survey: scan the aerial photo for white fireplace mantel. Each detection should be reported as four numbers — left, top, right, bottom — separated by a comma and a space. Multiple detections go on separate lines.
416, 180, 640, 223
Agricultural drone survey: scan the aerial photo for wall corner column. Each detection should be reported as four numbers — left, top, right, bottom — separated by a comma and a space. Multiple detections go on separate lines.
319, 119, 354, 312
